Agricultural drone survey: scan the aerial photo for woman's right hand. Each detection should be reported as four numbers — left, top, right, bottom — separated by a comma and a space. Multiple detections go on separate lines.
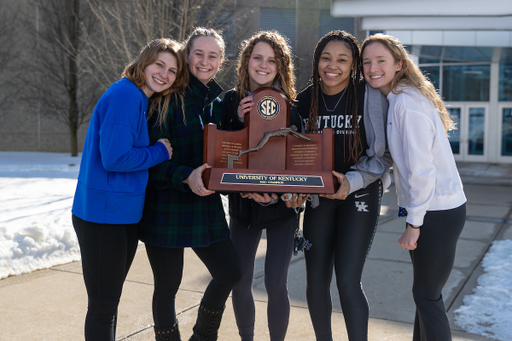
157, 138, 173, 160
398, 225, 420, 251
237, 95, 254, 120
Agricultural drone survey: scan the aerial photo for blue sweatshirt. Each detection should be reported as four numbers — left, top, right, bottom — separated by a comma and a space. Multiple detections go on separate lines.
72, 77, 169, 224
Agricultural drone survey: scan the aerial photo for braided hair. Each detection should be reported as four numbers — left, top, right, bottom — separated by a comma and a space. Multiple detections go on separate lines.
305, 30, 363, 167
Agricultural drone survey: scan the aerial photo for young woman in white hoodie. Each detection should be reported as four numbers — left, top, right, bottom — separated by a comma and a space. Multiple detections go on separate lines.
361, 33, 467, 341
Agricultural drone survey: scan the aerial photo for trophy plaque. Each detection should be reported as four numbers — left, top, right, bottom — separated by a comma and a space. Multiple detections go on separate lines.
202, 87, 338, 194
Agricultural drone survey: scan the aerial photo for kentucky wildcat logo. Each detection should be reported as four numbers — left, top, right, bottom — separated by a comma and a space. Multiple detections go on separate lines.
257, 96, 280, 120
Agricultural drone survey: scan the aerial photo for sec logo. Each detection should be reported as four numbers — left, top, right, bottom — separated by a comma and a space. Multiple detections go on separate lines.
257, 96, 280, 120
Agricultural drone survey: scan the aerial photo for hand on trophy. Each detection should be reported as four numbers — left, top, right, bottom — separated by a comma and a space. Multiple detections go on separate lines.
184, 163, 215, 197
320, 171, 350, 200
237, 95, 254, 120
282, 193, 309, 209
241, 192, 278, 204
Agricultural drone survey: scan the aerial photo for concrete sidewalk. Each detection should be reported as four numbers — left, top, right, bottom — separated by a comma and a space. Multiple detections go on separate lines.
1, 162, 511, 340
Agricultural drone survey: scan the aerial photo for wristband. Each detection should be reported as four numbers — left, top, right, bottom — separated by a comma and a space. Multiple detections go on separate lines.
407, 223, 420, 230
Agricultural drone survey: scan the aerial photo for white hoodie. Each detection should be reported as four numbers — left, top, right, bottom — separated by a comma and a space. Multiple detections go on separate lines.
387, 86, 466, 226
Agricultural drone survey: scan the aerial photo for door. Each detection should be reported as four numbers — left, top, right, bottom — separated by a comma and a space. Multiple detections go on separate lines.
498, 104, 512, 163
446, 103, 489, 162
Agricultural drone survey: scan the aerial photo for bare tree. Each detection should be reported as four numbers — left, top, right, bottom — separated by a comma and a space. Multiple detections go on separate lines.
0, 3, 22, 116
82, 0, 235, 91
19, 0, 100, 156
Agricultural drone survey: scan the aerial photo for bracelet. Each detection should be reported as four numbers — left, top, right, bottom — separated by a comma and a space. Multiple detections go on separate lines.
407, 223, 420, 229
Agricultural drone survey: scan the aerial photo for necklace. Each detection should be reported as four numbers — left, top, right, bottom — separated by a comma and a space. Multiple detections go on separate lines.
321, 86, 348, 113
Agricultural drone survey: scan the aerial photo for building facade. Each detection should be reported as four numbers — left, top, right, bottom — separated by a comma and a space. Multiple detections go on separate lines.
332, 0, 512, 164
0, 0, 358, 154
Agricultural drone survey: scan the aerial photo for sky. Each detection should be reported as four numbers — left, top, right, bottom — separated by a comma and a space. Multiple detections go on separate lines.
0, 151, 511, 340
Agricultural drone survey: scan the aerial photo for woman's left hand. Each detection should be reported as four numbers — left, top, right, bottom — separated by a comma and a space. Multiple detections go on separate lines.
320, 171, 350, 200
183, 163, 215, 196
283, 193, 309, 209
398, 225, 420, 251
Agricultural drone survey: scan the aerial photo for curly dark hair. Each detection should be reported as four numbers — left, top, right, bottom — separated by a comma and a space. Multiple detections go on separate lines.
234, 30, 296, 100
305, 30, 362, 167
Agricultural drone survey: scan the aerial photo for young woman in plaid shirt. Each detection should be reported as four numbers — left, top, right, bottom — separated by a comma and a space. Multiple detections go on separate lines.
139, 28, 241, 341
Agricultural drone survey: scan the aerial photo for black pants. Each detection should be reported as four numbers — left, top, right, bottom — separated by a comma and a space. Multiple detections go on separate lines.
230, 216, 297, 341
145, 238, 241, 329
303, 180, 382, 341
72, 214, 139, 341
410, 203, 466, 341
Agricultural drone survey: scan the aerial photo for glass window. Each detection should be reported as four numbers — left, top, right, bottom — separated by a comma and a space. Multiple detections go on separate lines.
443, 65, 490, 101
502, 108, 512, 156
319, 11, 354, 37
447, 108, 461, 154
443, 46, 493, 63
468, 108, 485, 155
418, 46, 443, 64
260, 8, 296, 50
499, 48, 512, 101
421, 66, 440, 91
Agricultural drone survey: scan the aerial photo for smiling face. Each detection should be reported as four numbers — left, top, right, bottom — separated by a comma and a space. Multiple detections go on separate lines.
362, 42, 403, 96
247, 42, 278, 92
142, 51, 178, 98
187, 36, 222, 85
317, 40, 354, 95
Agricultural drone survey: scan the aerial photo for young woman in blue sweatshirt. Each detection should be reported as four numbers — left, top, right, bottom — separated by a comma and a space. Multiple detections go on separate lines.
71, 38, 187, 341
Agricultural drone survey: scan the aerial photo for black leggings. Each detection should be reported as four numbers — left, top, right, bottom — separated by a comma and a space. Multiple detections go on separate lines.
303, 180, 382, 341
145, 238, 241, 329
230, 216, 297, 341
72, 214, 139, 341
410, 203, 466, 341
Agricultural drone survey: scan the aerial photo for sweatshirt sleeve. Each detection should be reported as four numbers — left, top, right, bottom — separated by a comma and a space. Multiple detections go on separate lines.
147, 159, 194, 192
98, 91, 169, 173
395, 95, 436, 226
145, 106, 194, 192
345, 84, 392, 194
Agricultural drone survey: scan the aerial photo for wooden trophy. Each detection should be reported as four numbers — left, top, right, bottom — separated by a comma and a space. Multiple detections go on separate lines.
202, 87, 338, 194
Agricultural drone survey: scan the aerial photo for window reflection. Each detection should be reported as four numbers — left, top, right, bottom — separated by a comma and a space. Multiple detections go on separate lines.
443, 65, 490, 101
447, 108, 461, 154
468, 108, 485, 155
421, 66, 440, 91
499, 49, 512, 101
502, 108, 512, 156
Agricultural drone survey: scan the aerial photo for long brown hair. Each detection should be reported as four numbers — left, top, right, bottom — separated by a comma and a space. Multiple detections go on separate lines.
122, 38, 187, 127
361, 34, 454, 133
305, 30, 362, 167
235, 31, 296, 100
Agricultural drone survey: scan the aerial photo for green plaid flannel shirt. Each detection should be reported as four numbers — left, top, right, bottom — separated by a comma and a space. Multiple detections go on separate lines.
139, 75, 229, 247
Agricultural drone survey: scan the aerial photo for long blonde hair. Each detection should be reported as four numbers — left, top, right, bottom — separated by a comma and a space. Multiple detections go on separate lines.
122, 38, 188, 127
361, 34, 455, 133
235, 31, 296, 100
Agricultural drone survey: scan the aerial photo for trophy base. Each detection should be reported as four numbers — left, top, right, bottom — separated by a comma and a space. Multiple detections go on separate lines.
203, 168, 338, 194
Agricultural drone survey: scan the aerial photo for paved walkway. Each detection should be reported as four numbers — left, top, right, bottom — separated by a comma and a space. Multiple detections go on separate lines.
0, 162, 511, 340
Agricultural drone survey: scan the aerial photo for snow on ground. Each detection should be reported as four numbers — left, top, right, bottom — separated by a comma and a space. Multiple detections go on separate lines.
1, 152, 512, 339
0, 152, 81, 279
0, 151, 230, 280
454, 239, 512, 341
